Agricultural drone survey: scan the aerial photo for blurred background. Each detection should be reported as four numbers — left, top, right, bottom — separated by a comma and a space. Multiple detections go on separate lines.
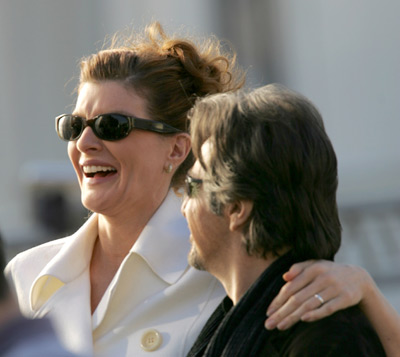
1, 0, 399, 310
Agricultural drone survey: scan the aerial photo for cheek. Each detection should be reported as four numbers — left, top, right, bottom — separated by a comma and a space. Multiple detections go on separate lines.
115, 136, 166, 173
187, 200, 207, 231
184, 200, 196, 226
68, 143, 80, 172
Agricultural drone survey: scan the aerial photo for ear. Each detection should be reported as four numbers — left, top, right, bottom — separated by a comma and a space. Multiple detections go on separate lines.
227, 200, 253, 232
167, 133, 191, 167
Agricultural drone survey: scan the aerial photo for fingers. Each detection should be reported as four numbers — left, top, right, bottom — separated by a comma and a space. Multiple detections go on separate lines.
301, 297, 345, 322
282, 260, 316, 281
267, 280, 307, 317
265, 261, 368, 331
267, 261, 324, 316
266, 283, 331, 330
269, 292, 360, 330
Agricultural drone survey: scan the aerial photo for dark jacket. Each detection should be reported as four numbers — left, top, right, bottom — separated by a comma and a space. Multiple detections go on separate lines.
187, 251, 385, 356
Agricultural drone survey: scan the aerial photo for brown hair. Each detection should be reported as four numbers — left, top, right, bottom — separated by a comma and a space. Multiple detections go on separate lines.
189, 84, 341, 261
78, 22, 245, 189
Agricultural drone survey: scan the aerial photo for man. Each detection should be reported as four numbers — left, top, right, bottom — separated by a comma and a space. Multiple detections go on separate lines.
181, 84, 385, 356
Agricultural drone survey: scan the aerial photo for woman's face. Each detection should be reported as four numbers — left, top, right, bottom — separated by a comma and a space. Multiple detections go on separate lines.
68, 81, 175, 216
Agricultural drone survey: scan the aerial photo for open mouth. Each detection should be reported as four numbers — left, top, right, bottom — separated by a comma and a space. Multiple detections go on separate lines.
83, 165, 117, 178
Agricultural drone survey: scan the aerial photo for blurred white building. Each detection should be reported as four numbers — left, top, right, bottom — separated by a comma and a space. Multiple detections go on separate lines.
1, 0, 399, 309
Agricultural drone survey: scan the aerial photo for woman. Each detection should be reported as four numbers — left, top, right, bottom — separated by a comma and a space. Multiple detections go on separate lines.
5, 22, 399, 356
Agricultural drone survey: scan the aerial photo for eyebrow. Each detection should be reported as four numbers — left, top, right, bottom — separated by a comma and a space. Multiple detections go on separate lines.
71, 111, 142, 118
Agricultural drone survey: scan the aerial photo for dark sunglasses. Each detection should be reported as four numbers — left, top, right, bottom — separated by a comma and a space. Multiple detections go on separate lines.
185, 175, 203, 197
55, 113, 182, 142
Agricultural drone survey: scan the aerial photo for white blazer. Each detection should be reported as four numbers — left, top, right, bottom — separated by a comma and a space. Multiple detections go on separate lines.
5, 191, 225, 356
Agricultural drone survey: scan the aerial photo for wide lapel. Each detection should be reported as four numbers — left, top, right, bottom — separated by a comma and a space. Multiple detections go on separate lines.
37, 267, 94, 356
28, 214, 99, 356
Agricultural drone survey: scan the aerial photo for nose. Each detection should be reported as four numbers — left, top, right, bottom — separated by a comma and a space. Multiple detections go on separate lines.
181, 195, 188, 217
76, 126, 102, 153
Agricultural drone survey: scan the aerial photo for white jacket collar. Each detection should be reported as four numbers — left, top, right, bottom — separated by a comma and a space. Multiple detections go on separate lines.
29, 190, 190, 311
130, 190, 191, 284
30, 213, 98, 311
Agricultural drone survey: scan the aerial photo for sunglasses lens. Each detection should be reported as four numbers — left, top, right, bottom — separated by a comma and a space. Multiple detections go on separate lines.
186, 181, 192, 196
58, 115, 83, 141
185, 177, 203, 197
95, 114, 130, 140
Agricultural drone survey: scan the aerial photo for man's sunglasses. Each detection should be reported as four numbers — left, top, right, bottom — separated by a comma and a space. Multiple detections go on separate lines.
185, 175, 203, 197
55, 113, 182, 142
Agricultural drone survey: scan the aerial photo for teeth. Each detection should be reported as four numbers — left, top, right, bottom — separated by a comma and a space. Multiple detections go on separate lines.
83, 165, 116, 174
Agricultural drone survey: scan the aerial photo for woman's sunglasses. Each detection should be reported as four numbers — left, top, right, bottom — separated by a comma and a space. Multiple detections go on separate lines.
55, 113, 182, 142
185, 175, 203, 197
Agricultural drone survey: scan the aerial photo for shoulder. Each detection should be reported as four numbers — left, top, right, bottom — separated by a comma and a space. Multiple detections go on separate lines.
275, 306, 386, 356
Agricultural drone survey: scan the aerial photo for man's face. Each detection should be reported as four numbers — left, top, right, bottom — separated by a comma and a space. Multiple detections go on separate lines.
181, 142, 231, 272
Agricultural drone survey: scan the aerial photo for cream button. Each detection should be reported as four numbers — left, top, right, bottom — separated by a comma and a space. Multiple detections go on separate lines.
140, 329, 163, 352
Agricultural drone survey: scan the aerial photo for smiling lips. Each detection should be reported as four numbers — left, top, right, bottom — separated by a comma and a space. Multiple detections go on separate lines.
83, 165, 117, 178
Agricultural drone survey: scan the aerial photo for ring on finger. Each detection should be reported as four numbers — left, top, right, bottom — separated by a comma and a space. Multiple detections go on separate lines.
314, 293, 325, 307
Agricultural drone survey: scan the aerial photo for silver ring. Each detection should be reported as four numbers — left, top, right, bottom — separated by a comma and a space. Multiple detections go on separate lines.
314, 293, 325, 306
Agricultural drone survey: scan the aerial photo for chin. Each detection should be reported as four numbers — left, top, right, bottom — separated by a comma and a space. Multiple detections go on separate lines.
81, 194, 107, 214
81, 195, 96, 211
188, 246, 206, 271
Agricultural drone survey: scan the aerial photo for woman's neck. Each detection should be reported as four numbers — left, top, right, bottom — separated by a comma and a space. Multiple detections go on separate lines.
89, 189, 170, 313
96, 189, 170, 258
